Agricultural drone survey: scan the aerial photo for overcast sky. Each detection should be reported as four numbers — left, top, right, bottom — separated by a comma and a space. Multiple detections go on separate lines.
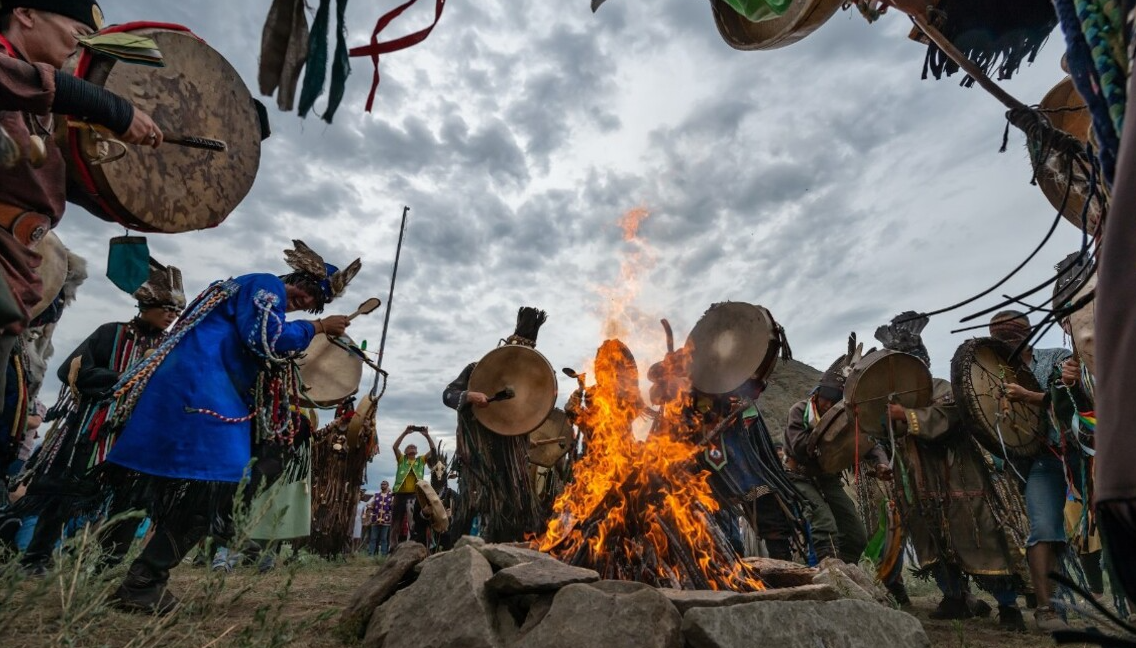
41, 0, 1084, 488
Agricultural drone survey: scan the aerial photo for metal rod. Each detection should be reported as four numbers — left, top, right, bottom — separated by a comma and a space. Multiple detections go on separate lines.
376, 206, 410, 373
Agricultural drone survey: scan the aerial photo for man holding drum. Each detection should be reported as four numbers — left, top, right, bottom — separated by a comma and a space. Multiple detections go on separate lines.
989, 310, 1078, 632
784, 365, 890, 566
0, 0, 161, 414
879, 313, 1027, 631
97, 240, 359, 614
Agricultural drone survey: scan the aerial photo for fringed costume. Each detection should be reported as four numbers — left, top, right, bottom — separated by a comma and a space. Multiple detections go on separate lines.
99, 241, 359, 614
10, 259, 182, 569
876, 313, 1028, 625
446, 307, 548, 543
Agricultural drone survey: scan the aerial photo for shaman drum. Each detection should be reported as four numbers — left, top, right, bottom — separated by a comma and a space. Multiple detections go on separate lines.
296, 334, 364, 408
66, 23, 261, 233
28, 232, 68, 320
527, 408, 574, 468
844, 349, 934, 435
469, 345, 558, 436
687, 302, 784, 394
346, 392, 378, 450
807, 401, 871, 474
1036, 77, 1102, 236
710, 0, 843, 51
951, 338, 1046, 459
415, 481, 450, 533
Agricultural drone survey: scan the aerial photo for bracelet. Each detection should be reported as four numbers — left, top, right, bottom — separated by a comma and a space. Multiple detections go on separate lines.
314, 319, 323, 334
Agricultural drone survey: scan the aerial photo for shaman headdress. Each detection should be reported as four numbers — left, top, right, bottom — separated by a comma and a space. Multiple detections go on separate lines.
283, 239, 362, 303
817, 333, 864, 401
874, 311, 931, 366
504, 306, 547, 348
133, 258, 186, 310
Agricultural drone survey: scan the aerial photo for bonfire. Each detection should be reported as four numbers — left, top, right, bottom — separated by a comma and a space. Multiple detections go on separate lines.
533, 208, 764, 591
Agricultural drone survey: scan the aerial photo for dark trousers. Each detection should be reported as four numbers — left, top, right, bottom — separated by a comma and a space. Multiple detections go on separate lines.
789, 473, 867, 564
389, 493, 413, 548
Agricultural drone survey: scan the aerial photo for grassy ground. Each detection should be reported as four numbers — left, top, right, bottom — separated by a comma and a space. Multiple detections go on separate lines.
0, 545, 1110, 648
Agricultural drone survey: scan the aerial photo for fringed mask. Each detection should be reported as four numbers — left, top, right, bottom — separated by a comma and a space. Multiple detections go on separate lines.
283, 239, 362, 304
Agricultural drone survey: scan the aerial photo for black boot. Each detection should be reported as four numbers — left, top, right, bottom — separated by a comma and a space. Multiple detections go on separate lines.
998, 606, 1027, 633
110, 520, 204, 615
764, 538, 794, 561
887, 580, 912, 607
929, 596, 973, 620
964, 592, 992, 618
111, 561, 180, 615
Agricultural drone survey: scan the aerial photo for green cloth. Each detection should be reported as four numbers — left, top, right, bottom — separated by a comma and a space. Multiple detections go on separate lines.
722, 0, 793, 22
394, 455, 426, 494
105, 236, 149, 294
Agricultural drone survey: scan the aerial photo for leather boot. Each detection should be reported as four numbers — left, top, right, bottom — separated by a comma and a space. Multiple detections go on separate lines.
886, 580, 912, 607
110, 520, 204, 615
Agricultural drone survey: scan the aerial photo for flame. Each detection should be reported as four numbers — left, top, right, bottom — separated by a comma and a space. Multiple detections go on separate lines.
536, 208, 764, 591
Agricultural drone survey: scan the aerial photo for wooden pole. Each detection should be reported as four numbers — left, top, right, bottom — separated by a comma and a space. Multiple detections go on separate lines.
376, 206, 410, 374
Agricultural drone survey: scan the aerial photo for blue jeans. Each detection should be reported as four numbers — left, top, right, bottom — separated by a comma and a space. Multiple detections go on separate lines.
371, 525, 390, 556
1024, 450, 1081, 546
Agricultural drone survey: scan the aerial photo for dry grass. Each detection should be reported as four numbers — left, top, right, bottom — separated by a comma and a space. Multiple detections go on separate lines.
0, 532, 1117, 648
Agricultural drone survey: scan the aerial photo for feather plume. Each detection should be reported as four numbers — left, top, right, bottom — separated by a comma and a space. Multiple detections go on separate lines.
328, 257, 361, 299
283, 239, 328, 278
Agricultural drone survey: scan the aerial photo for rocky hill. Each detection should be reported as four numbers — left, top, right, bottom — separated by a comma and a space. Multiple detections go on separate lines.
758, 358, 822, 446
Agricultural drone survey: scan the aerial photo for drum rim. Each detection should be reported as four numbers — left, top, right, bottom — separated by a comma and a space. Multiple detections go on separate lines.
950, 337, 1045, 459
296, 334, 364, 408
711, 0, 843, 51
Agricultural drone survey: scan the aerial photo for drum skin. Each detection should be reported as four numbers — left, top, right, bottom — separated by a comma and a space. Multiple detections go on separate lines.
1069, 274, 1096, 376
67, 24, 260, 233
296, 334, 363, 408
527, 408, 574, 468
469, 345, 557, 436
1035, 76, 1102, 236
710, 0, 843, 51
687, 302, 781, 395
950, 338, 1046, 459
807, 401, 870, 474
845, 350, 933, 435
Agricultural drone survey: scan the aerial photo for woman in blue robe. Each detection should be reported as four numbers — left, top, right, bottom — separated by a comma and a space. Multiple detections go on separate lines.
102, 240, 360, 614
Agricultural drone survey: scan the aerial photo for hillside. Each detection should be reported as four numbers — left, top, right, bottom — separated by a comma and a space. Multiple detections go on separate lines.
758, 357, 823, 445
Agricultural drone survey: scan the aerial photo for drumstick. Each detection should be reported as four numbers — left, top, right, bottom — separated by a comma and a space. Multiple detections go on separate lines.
529, 438, 567, 448
68, 120, 228, 152
487, 387, 515, 403
347, 297, 382, 321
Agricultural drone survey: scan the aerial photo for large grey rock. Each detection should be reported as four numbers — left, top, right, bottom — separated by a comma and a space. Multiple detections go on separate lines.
338, 542, 427, 640
515, 583, 683, 648
487, 560, 600, 595
364, 545, 500, 648
478, 543, 557, 570
812, 559, 888, 604
455, 535, 487, 550
682, 599, 930, 648
660, 584, 840, 614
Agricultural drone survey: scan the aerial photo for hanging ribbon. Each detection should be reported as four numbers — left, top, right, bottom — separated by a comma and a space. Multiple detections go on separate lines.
348, 0, 447, 113
106, 236, 150, 294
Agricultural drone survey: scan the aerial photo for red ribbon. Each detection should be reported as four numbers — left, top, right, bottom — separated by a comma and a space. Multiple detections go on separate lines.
0, 34, 16, 57
348, 0, 447, 112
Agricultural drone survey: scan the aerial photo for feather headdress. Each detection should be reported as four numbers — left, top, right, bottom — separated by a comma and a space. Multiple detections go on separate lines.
874, 311, 931, 365
283, 239, 362, 302
133, 258, 186, 309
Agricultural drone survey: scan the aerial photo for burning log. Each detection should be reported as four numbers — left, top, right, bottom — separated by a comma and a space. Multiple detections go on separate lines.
535, 339, 765, 592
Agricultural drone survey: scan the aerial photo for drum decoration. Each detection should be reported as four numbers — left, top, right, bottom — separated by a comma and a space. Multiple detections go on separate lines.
66, 23, 261, 233
844, 350, 934, 435
710, 0, 843, 51
951, 338, 1046, 459
296, 334, 364, 408
468, 345, 557, 436
687, 302, 786, 395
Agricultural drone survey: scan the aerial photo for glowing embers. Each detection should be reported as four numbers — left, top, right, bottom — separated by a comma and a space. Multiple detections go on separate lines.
536, 340, 764, 592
